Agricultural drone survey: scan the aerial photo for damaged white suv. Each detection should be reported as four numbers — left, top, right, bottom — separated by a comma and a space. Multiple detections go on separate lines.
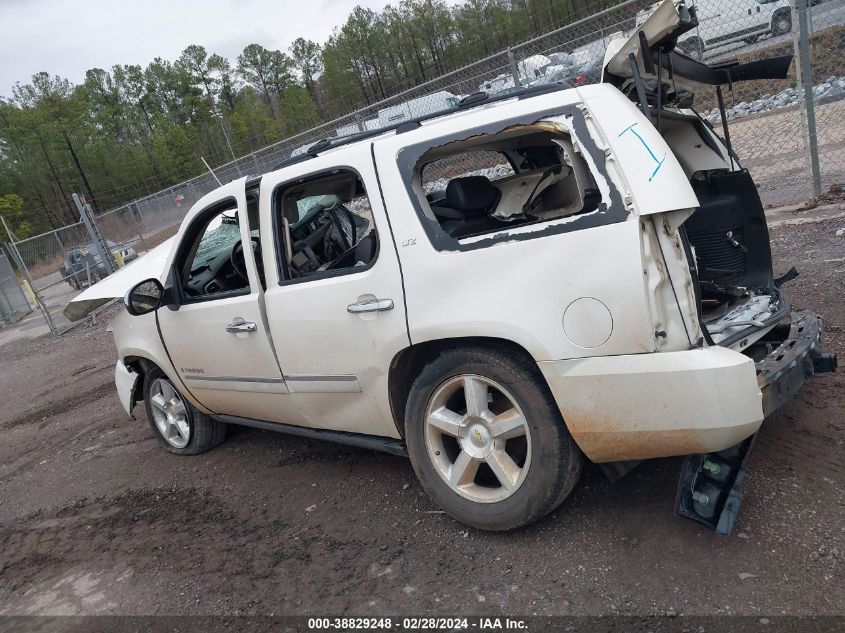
69, 0, 835, 533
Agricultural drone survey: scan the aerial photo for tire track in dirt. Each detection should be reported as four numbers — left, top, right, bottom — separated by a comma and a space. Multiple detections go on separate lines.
0, 485, 386, 615
2, 378, 114, 431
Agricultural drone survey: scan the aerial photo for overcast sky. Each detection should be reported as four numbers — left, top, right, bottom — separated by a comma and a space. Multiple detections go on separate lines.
0, 0, 462, 99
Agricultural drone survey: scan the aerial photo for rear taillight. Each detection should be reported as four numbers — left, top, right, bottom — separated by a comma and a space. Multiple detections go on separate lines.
575, 74, 587, 86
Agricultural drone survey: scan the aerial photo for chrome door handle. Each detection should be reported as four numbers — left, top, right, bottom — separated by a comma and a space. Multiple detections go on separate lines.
226, 320, 257, 333
347, 298, 394, 313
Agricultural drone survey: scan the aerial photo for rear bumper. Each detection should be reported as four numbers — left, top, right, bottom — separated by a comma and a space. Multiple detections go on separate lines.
674, 310, 836, 534
756, 310, 837, 417
538, 346, 764, 463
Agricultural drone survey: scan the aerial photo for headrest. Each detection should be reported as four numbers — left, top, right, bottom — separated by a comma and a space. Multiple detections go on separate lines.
444, 176, 500, 215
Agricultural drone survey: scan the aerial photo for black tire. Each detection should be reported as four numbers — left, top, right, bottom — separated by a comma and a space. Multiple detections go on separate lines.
67, 277, 79, 290
143, 367, 226, 455
772, 11, 792, 36
404, 345, 583, 531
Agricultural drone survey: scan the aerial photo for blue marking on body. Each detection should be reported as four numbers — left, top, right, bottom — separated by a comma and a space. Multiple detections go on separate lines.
618, 122, 666, 182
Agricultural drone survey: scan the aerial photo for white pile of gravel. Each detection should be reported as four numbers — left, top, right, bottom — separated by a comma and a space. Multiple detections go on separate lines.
422, 164, 515, 194
704, 75, 845, 125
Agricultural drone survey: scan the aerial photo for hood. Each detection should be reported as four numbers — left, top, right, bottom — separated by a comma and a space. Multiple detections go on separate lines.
603, 0, 792, 96
63, 236, 175, 322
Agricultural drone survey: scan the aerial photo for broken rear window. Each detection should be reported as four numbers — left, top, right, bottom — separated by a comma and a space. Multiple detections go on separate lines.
413, 122, 602, 242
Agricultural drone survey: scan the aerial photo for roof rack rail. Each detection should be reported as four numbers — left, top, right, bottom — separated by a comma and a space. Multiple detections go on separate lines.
458, 91, 489, 108
271, 81, 572, 171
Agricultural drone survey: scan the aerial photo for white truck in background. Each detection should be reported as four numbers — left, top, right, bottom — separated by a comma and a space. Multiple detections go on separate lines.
637, 0, 794, 59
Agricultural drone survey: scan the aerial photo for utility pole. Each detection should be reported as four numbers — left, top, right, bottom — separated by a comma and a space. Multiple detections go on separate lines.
64, 130, 101, 213
215, 108, 237, 162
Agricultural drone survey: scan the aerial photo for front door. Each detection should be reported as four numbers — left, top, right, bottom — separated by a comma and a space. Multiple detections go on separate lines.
156, 179, 304, 425
259, 154, 410, 439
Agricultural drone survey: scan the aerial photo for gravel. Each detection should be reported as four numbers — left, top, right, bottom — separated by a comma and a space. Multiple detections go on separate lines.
705, 75, 845, 125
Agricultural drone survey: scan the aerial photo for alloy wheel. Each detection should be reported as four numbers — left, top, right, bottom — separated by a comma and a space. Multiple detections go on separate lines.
149, 378, 191, 449
424, 374, 531, 503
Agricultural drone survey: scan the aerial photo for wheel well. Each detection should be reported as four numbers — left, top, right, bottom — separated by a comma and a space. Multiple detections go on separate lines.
123, 356, 162, 405
387, 337, 540, 438
772, 8, 791, 23
124, 356, 159, 376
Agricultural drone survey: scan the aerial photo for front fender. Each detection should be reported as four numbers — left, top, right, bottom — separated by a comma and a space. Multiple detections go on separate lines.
115, 360, 141, 418
110, 308, 211, 414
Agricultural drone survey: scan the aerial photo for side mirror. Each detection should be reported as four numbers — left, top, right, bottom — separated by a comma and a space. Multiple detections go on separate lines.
124, 278, 164, 316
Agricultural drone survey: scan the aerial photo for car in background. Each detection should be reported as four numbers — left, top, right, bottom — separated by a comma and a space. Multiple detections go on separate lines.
479, 73, 516, 95
563, 51, 604, 87
637, 0, 794, 60
61, 240, 138, 289
377, 91, 460, 127
548, 33, 620, 88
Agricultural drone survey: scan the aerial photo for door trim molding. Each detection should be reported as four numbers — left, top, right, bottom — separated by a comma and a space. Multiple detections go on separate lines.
181, 373, 363, 394
285, 374, 362, 393
182, 374, 289, 394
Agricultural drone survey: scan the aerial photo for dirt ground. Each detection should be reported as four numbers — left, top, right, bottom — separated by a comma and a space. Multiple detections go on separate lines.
0, 216, 843, 619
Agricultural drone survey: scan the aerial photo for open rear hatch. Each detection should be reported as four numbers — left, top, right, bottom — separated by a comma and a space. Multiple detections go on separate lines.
602, 0, 836, 534
602, 0, 799, 351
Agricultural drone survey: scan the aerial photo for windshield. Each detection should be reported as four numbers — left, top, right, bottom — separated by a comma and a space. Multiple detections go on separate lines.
193, 212, 241, 264
294, 194, 341, 224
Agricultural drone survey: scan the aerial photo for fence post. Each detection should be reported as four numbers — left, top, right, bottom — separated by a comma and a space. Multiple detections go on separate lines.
6, 240, 58, 336
125, 203, 147, 252
507, 48, 522, 89
0, 282, 10, 319
794, 0, 822, 200
74, 192, 116, 275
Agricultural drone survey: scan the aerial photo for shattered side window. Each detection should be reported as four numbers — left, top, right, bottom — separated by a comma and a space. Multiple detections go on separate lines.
421, 151, 514, 198
414, 125, 602, 242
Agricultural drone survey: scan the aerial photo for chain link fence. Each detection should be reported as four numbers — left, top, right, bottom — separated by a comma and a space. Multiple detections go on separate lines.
4, 0, 844, 336
0, 251, 31, 326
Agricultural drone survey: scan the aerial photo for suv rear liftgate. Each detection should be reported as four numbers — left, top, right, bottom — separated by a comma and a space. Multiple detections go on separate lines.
605, 0, 837, 533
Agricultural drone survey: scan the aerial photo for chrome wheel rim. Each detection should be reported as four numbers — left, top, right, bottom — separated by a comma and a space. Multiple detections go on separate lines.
149, 378, 190, 449
424, 375, 531, 504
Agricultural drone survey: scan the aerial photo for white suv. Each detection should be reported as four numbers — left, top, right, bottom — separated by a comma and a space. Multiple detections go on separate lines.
69, 1, 834, 532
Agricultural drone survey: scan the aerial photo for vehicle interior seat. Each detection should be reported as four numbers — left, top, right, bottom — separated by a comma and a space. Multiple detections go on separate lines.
430, 176, 510, 238
353, 232, 377, 264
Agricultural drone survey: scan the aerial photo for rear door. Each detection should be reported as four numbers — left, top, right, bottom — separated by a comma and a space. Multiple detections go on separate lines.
258, 147, 410, 439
